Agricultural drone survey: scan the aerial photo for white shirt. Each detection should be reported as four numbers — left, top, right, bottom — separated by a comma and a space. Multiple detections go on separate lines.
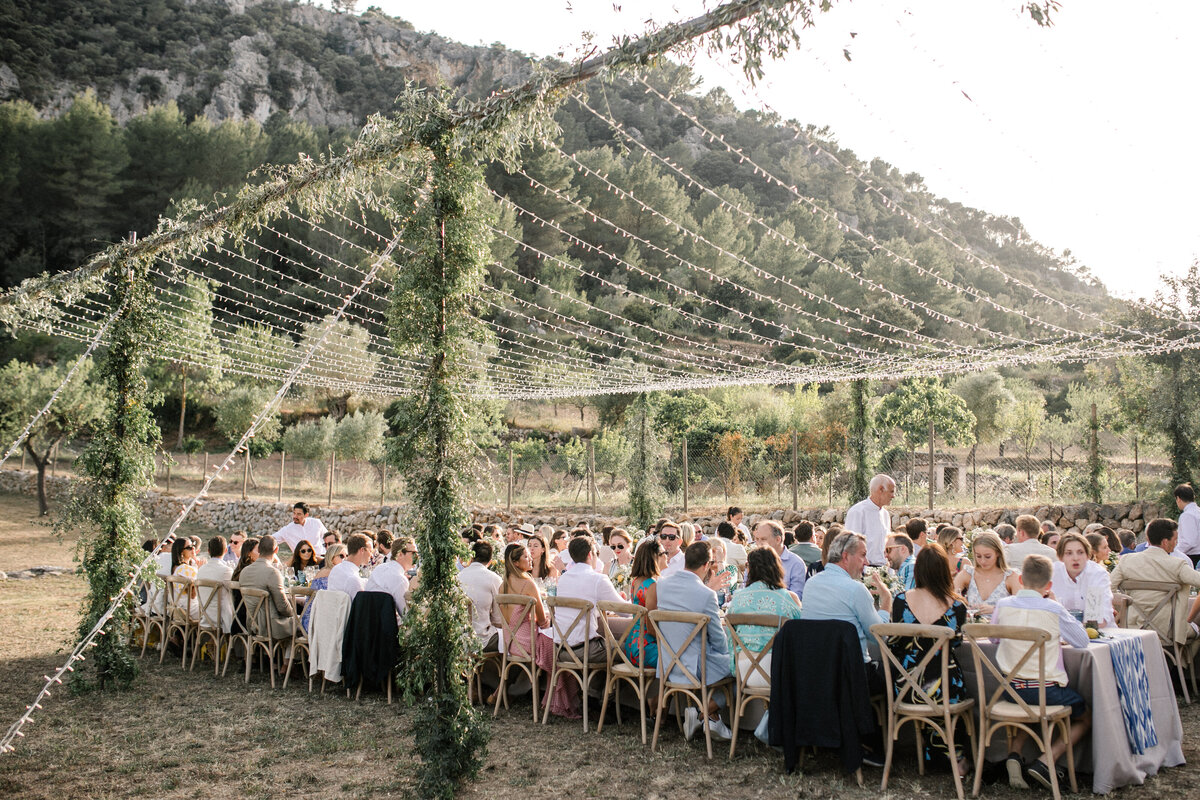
736, 521, 752, 541
662, 549, 685, 577
365, 560, 409, 617
457, 562, 503, 644
1179, 503, 1200, 556
553, 560, 623, 646
327, 559, 366, 603
1005, 538, 1059, 572
275, 517, 328, 557
155, 552, 172, 578
721, 537, 748, 570
195, 559, 234, 632
1051, 560, 1114, 626
845, 497, 890, 566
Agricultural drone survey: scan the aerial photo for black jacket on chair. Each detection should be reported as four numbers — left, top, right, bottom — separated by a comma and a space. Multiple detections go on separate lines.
341, 591, 400, 691
768, 618, 877, 774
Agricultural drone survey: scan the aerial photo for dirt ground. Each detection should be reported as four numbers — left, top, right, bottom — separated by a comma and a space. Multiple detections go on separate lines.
1, 491, 1198, 799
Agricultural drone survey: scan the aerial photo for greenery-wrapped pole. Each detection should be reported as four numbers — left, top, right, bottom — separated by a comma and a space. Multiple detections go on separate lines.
848, 378, 871, 502
387, 124, 489, 799
70, 257, 161, 687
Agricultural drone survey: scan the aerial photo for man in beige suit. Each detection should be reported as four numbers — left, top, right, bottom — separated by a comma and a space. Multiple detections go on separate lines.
236, 535, 294, 640
1110, 518, 1200, 645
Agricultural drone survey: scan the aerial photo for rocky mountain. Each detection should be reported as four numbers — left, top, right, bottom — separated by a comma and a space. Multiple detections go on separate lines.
1, 0, 532, 126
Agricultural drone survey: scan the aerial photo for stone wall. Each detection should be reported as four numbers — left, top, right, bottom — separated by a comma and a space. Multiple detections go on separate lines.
0, 469, 1163, 541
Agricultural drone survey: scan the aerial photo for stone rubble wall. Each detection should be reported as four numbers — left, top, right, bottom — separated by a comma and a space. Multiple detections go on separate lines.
0, 469, 1162, 542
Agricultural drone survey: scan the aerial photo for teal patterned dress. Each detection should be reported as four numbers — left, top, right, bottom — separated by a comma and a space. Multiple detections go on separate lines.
726, 581, 802, 676
623, 577, 658, 668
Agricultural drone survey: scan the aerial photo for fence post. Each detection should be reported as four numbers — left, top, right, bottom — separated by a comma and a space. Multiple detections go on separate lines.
790, 430, 798, 511
506, 445, 514, 511
21, 448, 25, 471
165, 454, 171, 495
1090, 402, 1100, 503
380, 462, 387, 507
828, 449, 833, 506
587, 439, 596, 515
1133, 434, 1140, 499
328, 451, 335, 506
681, 437, 689, 514
927, 417, 935, 511
278, 451, 285, 502
203, 451, 208, 481
242, 453, 249, 500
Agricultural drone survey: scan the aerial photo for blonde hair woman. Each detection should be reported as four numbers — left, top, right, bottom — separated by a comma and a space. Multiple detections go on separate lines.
953, 531, 1017, 615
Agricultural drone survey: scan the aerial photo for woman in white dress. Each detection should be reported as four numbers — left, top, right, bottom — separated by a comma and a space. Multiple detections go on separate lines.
953, 531, 1018, 616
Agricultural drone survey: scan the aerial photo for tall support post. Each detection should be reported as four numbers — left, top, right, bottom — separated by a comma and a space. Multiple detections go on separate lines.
587, 439, 596, 514
327, 450, 335, 507
242, 454, 249, 500
278, 451, 285, 502
507, 445, 514, 511
928, 417, 935, 511
790, 430, 798, 511
849, 379, 871, 503
681, 437, 689, 514
380, 462, 387, 507
71, 244, 161, 687
1134, 435, 1140, 499
165, 454, 171, 495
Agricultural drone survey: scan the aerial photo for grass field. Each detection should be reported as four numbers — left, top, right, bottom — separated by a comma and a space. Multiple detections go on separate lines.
2, 491, 1198, 799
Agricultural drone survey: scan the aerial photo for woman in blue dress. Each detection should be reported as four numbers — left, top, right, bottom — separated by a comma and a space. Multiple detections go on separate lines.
888, 542, 970, 777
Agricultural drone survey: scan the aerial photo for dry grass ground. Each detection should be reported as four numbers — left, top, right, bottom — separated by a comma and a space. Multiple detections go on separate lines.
2, 491, 1199, 799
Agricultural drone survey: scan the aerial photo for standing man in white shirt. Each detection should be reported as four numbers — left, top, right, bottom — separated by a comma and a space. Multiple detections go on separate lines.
365, 535, 417, 618
327, 532, 371, 602
275, 501, 328, 558
1174, 484, 1200, 567
844, 474, 896, 567
658, 520, 686, 576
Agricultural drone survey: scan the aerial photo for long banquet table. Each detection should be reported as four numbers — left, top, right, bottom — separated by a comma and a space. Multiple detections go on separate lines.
957, 628, 1185, 794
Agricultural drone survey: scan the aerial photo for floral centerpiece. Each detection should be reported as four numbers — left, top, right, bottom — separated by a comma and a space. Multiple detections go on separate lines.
610, 562, 632, 595
862, 565, 900, 608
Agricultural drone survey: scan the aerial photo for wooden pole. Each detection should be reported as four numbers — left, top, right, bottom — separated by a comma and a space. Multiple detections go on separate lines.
1134, 434, 1140, 499
328, 450, 335, 506
828, 450, 833, 506
241, 454, 249, 500
380, 462, 387, 507
203, 451, 208, 481
278, 451, 285, 502
588, 439, 596, 515
927, 417, 935, 511
165, 455, 171, 495
1049, 442, 1055, 500
681, 438, 689, 514
506, 445, 514, 511
20, 448, 25, 471
790, 430, 798, 511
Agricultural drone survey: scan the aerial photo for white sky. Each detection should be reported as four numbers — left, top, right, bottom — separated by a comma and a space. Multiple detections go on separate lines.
371, 0, 1200, 301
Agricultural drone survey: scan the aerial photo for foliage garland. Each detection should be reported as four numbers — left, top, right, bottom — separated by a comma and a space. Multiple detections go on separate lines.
848, 378, 872, 502
626, 393, 665, 530
61, 256, 162, 687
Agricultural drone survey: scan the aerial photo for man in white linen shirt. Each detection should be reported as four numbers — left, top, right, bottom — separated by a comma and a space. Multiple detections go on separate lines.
1005, 514, 1058, 573
458, 541, 503, 651
196, 536, 234, 632
327, 532, 371, 603
365, 535, 416, 619
553, 537, 623, 661
658, 520, 686, 576
275, 501, 328, 557
1174, 484, 1200, 566
844, 473, 896, 567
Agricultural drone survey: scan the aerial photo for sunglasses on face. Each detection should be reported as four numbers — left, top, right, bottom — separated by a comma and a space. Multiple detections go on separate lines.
660, 533, 679, 541
405, 549, 418, 556
612, 544, 626, 551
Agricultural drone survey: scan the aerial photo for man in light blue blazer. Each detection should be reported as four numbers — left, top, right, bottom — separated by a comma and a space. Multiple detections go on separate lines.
656, 540, 733, 741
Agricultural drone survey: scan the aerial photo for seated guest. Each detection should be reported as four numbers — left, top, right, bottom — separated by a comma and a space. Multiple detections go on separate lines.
458, 540, 503, 651
605, 529, 634, 589
718, 520, 749, 571
229, 537, 259, 633
525, 532, 559, 591
1041, 519, 1057, 536
196, 536, 234, 633
300, 544, 345, 633
237, 535, 294, 640
1117, 529, 1137, 556
322, 530, 341, 551
954, 531, 1019, 615
288, 540, 320, 578
656, 540, 734, 742
373, 529, 394, 565
1085, 532, 1111, 566
936, 526, 971, 576
752, 520, 806, 599
708, 537, 738, 605
223, 531, 245, 567
657, 520, 686, 576
886, 533, 916, 591
1051, 533, 1114, 627
548, 529, 570, 573
728, 547, 801, 688
906, 518, 929, 553
788, 521, 824, 569
276, 501, 328, 557
1040, 530, 1061, 550
170, 537, 200, 620
327, 532, 371, 602
554, 537, 624, 662
625, 537, 668, 668
1005, 514, 1057, 572
802, 532, 891, 666
991, 554, 1091, 790
889, 543, 969, 776
995, 523, 1016, 545
1110, 518, 1200, 642
365, 535, 417, 619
